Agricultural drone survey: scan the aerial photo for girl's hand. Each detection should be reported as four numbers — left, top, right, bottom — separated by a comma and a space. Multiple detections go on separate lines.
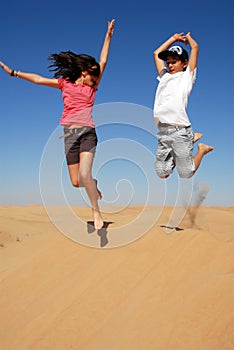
0, 61, 12, 75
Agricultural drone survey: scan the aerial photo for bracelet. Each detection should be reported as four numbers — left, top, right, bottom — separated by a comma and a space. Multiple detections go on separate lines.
10, 69, 15, 76
16, 70, 20, 78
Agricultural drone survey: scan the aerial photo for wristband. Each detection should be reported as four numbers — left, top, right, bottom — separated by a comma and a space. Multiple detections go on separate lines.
10, 69, 15, 76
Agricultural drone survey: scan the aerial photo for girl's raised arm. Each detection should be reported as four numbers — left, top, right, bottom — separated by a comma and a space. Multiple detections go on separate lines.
97, 19, 115, 84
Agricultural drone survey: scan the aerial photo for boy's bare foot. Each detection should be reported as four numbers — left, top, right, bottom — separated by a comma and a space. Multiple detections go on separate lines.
94, 179, 102, 200
194, 133, 203, 143
92, 208, 104, 230
198, 143, 214, 155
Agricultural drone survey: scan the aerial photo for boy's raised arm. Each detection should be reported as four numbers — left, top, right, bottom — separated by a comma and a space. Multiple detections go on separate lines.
185, 32, 199, 71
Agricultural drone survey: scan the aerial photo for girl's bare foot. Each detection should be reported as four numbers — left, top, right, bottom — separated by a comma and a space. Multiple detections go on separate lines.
92, 208, 104, 230
198, 143, 214, 155
194, 133, 203, 143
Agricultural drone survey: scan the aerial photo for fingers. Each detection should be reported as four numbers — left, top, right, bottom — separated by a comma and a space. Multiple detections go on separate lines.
0, 62, 7, 71
174, 32, 191, 44
180, 35, 188, 44
183, 32, 191, 45
0, 62, 12, 75
107, 19, 115, 36
174, 33, 186, 43
108, 19, 115, 29
0, 62, 7, 70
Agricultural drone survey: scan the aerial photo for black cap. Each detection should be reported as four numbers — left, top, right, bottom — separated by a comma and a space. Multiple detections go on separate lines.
158, 45, 189, 61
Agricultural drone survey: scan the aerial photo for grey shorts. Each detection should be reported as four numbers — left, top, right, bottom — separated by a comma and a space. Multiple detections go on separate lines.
64, 127, 98, 165
155, 123, 195, 178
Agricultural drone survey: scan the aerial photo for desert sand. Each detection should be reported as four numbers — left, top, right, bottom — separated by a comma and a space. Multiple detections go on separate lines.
1, 204, 234, 350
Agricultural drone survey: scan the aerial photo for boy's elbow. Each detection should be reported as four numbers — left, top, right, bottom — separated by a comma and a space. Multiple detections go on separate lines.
191, 43, 199, 51
154, 49, 162, 61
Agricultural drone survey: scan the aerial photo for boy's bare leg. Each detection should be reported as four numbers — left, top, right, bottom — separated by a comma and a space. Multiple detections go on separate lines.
193, 143, 214, 173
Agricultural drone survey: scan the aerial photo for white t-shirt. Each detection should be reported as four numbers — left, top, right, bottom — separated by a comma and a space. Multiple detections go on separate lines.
153, 67, 197, 127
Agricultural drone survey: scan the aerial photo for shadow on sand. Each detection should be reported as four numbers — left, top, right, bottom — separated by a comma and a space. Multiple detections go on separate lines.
160, 225, 184, 232
87, 221, 115, 247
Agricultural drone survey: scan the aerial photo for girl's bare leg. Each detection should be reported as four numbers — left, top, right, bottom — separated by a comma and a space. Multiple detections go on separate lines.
67, 156, 103, 229
67, 163, 80, 187
67, 164, 102, 200
78, 152, 103, 230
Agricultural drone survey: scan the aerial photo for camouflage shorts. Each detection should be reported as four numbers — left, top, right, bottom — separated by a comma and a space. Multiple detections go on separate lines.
155, 124, 195, 178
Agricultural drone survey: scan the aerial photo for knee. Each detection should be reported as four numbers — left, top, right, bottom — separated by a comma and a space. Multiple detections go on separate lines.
177, 169, 194, 179
71, 180, 79, 188
159, 175, 169, 179
155, 159, 173, 179
68, 175, 79, 187
155, 166, 170, 179
78, 171, 92, 186
156, 169, 170, 179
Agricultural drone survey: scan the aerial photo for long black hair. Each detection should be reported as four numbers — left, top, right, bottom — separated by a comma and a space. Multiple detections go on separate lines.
48, 51, 100, 83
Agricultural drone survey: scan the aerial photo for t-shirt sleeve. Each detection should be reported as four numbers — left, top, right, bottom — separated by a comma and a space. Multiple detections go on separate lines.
57, 77, 64, 90
181, 66, 197, 95
185, 66, 197, 84
157, 68, 168, 81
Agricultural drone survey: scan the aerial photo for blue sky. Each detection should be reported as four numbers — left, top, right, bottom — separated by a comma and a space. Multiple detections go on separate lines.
1, 0, 233, 207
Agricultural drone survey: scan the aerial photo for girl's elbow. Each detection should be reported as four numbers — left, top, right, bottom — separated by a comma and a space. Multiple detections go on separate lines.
36, 77, 42, 84
35, 77, 46, 85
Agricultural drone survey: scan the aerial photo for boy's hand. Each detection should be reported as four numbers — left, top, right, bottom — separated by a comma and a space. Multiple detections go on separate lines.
184, 32, 192, 44
173, 32, 184, 42
173, 32, 188, 44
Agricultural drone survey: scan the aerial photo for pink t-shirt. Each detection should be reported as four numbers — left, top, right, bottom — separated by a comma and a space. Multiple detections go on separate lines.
58, 78, 96, 127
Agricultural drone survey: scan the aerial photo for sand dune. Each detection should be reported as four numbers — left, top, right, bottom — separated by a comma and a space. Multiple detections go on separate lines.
0, 205, 234, 350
